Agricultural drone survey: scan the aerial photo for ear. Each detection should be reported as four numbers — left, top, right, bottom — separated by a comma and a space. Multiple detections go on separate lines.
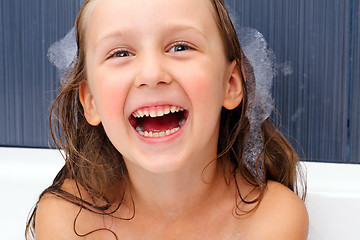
223, 60, 243, 110
79, 81, 101, 126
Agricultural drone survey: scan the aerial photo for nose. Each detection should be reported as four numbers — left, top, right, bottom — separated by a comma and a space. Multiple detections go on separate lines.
134, 52, 172, 88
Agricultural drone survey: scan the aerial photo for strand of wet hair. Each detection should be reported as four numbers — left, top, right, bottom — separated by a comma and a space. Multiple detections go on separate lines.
70, 182, 135, 239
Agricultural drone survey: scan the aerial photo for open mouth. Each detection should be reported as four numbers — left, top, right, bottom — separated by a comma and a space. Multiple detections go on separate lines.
129, 105, 189, 138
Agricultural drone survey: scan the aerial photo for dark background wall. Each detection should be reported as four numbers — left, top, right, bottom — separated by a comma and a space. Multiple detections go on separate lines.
0, 0, 81, 147
0, 0, 359, 163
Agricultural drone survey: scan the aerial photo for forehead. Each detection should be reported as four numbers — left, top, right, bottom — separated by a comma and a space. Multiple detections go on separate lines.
86, 0, 214, 22
83, 0, 219, 45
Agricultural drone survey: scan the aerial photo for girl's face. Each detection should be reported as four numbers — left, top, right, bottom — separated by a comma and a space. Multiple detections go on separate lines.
80, 0, 242, 174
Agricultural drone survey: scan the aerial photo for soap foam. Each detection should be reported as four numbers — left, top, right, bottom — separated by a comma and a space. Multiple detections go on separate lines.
237, 27, 276, 179
47, 28, 77, 83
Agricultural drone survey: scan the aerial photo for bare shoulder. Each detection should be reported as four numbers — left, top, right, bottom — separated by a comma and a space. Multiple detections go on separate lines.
246, 181, 309, 240
35, 180, 104, 240
35, 192, 82, 239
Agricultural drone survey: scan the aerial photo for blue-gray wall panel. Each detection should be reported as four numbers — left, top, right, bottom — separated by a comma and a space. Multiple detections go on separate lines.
0, 0, 81, 147
0, 0, 5, 145
350, 0, 360, 163
226, 0, 353, 163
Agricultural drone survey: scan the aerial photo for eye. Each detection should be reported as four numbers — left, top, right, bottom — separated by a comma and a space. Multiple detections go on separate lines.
168, 42, 194, 53
107, 48, 135, 59
114, 51, 133, 57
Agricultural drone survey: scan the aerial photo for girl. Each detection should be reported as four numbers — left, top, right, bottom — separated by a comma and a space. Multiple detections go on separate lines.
26, 0, 308, 239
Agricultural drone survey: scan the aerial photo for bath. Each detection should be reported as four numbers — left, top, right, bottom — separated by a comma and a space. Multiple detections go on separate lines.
1, 147, 359, 239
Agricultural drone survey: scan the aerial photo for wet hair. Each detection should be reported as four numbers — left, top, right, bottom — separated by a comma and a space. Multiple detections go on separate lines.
26, 0, 305, 239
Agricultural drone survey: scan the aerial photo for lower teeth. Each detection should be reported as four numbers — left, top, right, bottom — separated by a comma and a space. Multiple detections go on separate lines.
136, 127, 181, 137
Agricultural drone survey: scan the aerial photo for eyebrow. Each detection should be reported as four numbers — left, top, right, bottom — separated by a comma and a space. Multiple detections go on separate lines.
161, 24, 208, 40
95, 29, 130, 49
95, 24, 208, 49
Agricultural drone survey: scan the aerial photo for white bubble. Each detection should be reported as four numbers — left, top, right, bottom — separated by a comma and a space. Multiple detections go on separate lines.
280, 61, 293, 76
291, 107, 304, 122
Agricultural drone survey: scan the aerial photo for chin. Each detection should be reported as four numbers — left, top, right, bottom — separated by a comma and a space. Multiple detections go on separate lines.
136, 155, 188, 174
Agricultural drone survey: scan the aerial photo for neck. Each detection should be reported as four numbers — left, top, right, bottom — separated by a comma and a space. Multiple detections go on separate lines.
126, 160, 229, 221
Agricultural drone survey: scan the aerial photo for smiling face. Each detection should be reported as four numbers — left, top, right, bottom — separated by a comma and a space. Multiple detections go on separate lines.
79, 0, 243, 174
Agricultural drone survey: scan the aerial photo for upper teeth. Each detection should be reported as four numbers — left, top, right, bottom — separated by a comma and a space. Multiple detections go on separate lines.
132, 105, 184, 118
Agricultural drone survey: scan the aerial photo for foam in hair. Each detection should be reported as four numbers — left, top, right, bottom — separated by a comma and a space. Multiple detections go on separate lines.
238, 27, 276, 179
47, 28, 77, 83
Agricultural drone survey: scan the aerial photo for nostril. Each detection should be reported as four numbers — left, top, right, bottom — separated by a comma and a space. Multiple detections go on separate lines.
158, 80, 170, 85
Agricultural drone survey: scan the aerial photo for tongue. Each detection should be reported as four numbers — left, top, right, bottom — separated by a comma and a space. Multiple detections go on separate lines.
142, 114, 180, 133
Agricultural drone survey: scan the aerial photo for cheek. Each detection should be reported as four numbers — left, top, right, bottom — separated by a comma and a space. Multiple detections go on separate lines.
182, 65, 225, 109
92, 77, 130, 151
91, 72, 128, 121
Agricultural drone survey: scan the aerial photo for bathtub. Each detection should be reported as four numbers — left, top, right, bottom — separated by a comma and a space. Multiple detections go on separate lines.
1, 147, 360, 240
